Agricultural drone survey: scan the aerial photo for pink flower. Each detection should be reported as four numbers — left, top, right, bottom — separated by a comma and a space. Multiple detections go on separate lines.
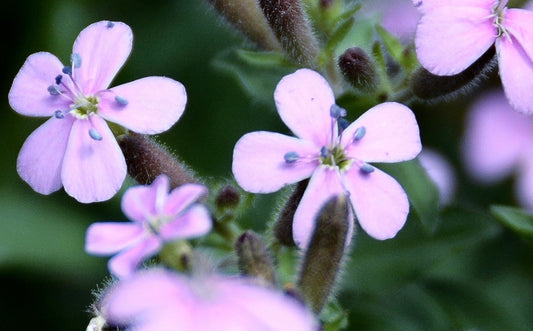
413, 0, 533, 114
462, 90, 533, 210
232, 69, 421, 249
418, 148, 456, 206
85, 175, 211, 278
104, 269, 319, 331
8, 21, 187, 202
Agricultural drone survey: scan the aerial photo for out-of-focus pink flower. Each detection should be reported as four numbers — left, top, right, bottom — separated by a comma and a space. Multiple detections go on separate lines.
232, 69, 421, 249
85, 175, 211, 278
462, 90, 533, 209
8, 21, 187, 202
413, 0, 533, 114
418, 148, 456, 206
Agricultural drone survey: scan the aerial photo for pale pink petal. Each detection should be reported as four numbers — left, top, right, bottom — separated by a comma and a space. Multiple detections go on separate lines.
8, 52, 72, 117
73, 21, 132, 93
462, 91, 531, 181
413, 0, 498, 14
232, 131, 318, 193
504, 8, 533, 62
415, 6, 496, 75
381, 1, 420, 40
497, 32, 533, 114
292, 167, 353, 249
418, 149, 456, 205
16, 116, 74, 195
343, 166, 409, 240
274, 69, 336, 146
121, 175, 170, 223
163, 184, 208, 216
516, 152, 533, 211
108, 237, 161, 278
85, 222, 144, 255
342, 102, 421, 163
160, 205, 212, 241
62, 115, 126, 203
99, 77, 187, 134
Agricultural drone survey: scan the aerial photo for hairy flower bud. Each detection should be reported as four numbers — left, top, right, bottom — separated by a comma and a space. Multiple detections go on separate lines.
411, 46, 496, 100
297, 195, 350, 314
338, 47, 379, 91
235, 231, 277, 287
215, 185, 241, 210
273, 180, 309, 247
259, 0, 319, 66
207, 0, 281, 51
117, 132, 197, 189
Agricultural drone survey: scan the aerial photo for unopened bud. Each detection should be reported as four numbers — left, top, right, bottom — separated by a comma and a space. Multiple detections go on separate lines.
207, 0, 281, 51
259, 0, 319, 66
338, 47, 378, 91
273, 180, 309, 247
297, 195, 350, 314
215, 185, 241, 210
411, 46, 496, 100
117, 132, 197, 189
235, 231, 277, 287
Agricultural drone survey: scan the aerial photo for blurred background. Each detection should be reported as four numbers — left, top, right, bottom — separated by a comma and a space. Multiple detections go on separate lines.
1, 0, 533, 330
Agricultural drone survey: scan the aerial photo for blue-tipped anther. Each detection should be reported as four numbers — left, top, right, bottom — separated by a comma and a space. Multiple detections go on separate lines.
330, 104, 347, 119
62, 66, 72, 75
320, 146, 329, 158
54, 110, 64, 119
71, 53, 82, 68
284, 151, 300, 163
353, 126, 366, 141
55, 75, 63, 85
360, 163, 374, 174
47, 85, 60, 96
115, 96, 129, 106
339, 118, 350, 130
89, 128, 103, 141
106, 21, 115, 28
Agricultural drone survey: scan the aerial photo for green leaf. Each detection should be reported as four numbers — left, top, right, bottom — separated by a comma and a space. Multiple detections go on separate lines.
212, 49, 297, 103
375, 25, 419, 75
319, 17, 355, 67
321, 299, 349, 331
378, 159, 440, 233
490, 205, 533, 241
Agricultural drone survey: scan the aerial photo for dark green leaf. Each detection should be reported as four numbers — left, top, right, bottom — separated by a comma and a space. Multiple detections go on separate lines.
490, 205, 533, 241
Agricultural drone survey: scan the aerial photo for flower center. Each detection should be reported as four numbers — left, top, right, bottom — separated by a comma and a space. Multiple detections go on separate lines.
319, 145, 352, 170
71, 95, 99, 119
492, 0, 508, 38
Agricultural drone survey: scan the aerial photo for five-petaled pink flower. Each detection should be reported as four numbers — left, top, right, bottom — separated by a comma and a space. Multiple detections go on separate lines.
413, 0, 533, 114
232, 69, 421, 249
85, 175, 211, 278
8, 20, 187, 202
104, 269, 319, 331
462, 90, 533, 210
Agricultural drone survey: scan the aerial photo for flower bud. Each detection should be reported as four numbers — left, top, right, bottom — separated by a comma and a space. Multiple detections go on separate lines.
117, 132, 197, 189
259, 0, 319, 66
338, 47, 379, 91
411, 46, 496, 100
207, 0, 281, 51
215, 185, 241, 210
235, 231, 277, 287
273, 180, 309, 247
297, 195, 350, 314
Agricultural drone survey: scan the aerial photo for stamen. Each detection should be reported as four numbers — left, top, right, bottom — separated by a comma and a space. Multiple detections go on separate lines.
339, 118, 350, 131
62, 66, 72, 75
89, 128, 103, 141
284, 151, 300, 163
320, 146, 329, 158
115, 96, 129, 106
55, 75, 63, 85
353, 126, 366, 141
47, 85, 61, 96
71, 53, 82, 68
106, 21, 115, 28
330, 104, 347, 119
54, 110, 64, 119
360, 163, 374, 174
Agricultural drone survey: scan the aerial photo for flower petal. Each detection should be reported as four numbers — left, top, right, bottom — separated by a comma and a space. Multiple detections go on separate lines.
108, 237, 161, 279
413, 0, 498, 14
62, 116, 126, 203
163, 184, 208, 216
504, 8, 533, 62
122, 175, 170, 223
343, 102, 421, 163
292, 167, 353, 249
8, 52, 71, 117
343, 166, 409, 240
73, 21, 132, 93
516, 152, 533, 211
232, 131, 318, 193
99, 77, 187, 134
415, 5, 496, 75
462, 91, 531, 181
85, 222, 144, 255
274, 69, 335, 146
497, 33, 533, 114
17, 116, 74, 195
160, 205, 212, 241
